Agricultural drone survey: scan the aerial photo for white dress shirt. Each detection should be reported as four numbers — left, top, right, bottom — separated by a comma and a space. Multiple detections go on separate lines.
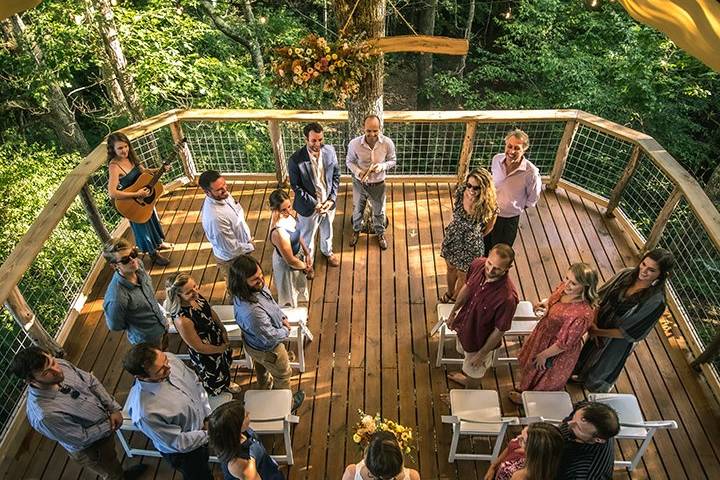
201, 193, 254, 261
346, 134, 397, 183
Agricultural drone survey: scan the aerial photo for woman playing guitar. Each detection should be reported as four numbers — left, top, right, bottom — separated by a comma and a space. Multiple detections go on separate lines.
107, 132, 172, 266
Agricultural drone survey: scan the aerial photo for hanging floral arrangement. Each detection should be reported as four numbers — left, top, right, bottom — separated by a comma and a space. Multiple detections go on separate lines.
271, 34, 376, 106
352, 410, 416, 460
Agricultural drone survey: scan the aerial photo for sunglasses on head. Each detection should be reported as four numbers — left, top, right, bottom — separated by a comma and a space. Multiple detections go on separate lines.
465, 182, 482, 192
112, 248, 138, 265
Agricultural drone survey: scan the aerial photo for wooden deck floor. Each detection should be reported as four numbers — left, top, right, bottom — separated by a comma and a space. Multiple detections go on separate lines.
3, 180, 720, 480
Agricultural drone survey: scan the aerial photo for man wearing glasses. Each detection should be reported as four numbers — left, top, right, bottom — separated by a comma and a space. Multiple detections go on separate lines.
10, 346, 146, 480
102, 237, 168, 346
484, 128, 542, 254
123, 344, 214, 480
346, 114, 397, 250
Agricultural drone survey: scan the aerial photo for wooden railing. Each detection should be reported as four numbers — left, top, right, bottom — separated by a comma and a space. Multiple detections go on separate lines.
1, 108, 719, 442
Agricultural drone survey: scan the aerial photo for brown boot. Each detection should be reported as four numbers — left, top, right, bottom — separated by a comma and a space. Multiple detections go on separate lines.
350, 230, 360, 247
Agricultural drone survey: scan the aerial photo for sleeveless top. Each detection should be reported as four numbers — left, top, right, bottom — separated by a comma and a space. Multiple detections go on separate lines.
221, 428, 284, 480
353, 460, 411, 480
116, 163, 141, 190
271, 216, 302, 255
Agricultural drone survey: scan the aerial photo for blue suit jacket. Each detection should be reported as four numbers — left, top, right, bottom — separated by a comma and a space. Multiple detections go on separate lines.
287, 145, 341, 217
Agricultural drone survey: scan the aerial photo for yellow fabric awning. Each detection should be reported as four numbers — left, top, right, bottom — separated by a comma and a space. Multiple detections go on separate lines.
618, 0, 720, 72
1, 0, 42, 20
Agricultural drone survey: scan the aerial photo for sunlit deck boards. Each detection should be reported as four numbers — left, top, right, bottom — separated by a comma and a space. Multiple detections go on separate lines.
2, 180, 720, 480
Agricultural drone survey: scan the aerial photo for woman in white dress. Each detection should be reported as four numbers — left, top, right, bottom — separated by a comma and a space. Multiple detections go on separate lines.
342, 431, 420, 480
268, 189, 313, 307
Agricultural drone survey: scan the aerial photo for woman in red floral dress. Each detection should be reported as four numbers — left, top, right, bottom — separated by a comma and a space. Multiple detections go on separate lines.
509, 263, 599, 404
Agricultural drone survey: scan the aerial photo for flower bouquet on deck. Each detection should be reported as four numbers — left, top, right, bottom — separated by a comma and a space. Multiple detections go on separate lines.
352, 410, 416, 460
271, 34, 376, 106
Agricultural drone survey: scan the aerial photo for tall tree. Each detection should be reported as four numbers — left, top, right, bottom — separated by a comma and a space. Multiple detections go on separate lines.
331, 0, 385, 133
85, 0, 144, 121
416, 0, 437, 108
199, 0, 265, 77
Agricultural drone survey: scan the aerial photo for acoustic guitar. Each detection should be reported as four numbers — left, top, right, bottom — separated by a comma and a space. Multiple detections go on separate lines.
113, 147, 180, 223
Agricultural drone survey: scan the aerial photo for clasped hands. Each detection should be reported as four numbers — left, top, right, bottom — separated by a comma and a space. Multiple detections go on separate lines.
359, 163, 383, 183
315, 200, 334, 215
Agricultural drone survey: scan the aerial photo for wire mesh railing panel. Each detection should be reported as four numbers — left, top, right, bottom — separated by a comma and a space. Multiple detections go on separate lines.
657, 198, 720, 372
469, 121, 567, 175
281, 122, 350, 174
382, 122, 466, 175
131, 128, 185, 181
619, 153, 676, 239
564, 125, 634, 198
182, 122, 275, 174
0, 313, 33, 442
17, 201, 102, 337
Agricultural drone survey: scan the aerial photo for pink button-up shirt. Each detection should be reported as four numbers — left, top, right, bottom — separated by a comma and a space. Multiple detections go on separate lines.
491, 153, 542, 218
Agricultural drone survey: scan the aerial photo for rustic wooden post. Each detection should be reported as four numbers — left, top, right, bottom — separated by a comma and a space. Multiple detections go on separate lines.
605, 145, 641, 218
644, 186, 682, 251
79, 184, 110, 243
547, 119, 579, 191
457, 121, 477, 182
170, 121, 197, 184
4, 286, 64, 357
268, 119, 288, 187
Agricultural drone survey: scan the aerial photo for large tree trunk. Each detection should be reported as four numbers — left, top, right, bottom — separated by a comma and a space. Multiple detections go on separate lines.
87, 0, 145, 121
242, 0, 266, 77
332, 0, 385, 134
11, 15, 90, 154
416, 0, 437, 108
457, 0, 475, 76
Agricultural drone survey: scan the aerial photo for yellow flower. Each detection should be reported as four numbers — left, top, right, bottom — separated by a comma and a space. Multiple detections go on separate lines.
293, 76, 303, 85
353, 433, 362, 443
405, 447, 411, 454
325, 55, 332, 61
324, 46, 331, 53
401, 432, 409, 441
331, 53, 338, 60
294, 48, 303, 55
306, 48, 313, 55
312, 71, 320, 78
328, 65, 335, 73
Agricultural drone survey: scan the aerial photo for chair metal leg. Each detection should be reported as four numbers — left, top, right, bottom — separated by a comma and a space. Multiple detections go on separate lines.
436, 328, 445, 367
296, 330, 305, 372
448, 423, 460, 463
284, 420, 294, 465
491, 423, 508, 462
629, 429, 657, 471
115, 430, 134, 458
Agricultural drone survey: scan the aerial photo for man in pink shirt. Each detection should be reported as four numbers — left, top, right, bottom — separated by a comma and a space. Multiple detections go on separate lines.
446, 244, 519, 386
484, 129, 542, 254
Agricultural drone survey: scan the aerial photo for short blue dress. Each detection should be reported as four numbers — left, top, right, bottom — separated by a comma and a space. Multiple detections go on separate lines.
117, 165, 165, 254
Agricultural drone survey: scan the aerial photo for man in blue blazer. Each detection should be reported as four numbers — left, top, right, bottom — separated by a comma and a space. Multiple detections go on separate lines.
287, 122, 341, 267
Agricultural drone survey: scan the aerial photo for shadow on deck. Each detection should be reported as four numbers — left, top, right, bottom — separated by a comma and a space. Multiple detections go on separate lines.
3, 180, 720, 480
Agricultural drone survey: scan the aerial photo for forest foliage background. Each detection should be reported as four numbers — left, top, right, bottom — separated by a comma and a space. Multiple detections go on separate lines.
0, 0, 718, 334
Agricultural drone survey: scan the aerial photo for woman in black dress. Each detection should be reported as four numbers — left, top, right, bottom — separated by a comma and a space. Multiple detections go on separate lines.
208, 400, 285, 480
573, 248, 675, 392
164, 272, 239, 395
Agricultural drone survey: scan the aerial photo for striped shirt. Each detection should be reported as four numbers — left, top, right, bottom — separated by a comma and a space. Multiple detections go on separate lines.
556, 414, 615, 480
26, 359, 121, 453
346, 134, 397, 183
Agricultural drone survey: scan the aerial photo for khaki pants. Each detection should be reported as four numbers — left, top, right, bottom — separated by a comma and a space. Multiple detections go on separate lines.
456, 338, 496, 379
216, 257, 232, 282
67, 434, 123, 480
243, 342, 292, 390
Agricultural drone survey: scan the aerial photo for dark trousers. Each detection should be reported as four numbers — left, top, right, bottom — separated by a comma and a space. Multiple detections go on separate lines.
484, 215, 521, 255
162, 445, 213, 480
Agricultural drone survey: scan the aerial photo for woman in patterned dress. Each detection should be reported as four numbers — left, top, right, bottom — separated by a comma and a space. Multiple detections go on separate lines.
509, 263, 599, 404
164, 272, 239, 395
439, 168, 497, 303
485, 423, 563, 480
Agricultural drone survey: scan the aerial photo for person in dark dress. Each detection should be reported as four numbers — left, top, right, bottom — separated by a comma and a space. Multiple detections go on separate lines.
208, 400, 285, 480
573, 248, 675, 392
439, 168, 497, 303
164, 272, 239, 396
107, 131, 171, 266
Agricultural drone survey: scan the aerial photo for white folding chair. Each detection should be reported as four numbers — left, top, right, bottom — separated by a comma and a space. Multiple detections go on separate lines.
433, 301, 538, 367
244, 389, 300, 465
441, 389, 519, 462
589, 393, 678, 471
116, 391, 233, 462
521, 391, 574, 424
281, 306, 311, 372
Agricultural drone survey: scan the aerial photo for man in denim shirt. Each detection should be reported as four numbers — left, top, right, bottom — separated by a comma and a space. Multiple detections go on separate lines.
11, 346, 146, 480
229, 254, 305, 410
102, 237, 168, 346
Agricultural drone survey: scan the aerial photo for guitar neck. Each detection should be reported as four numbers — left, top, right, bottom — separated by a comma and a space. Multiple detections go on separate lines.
146, 163, 168, 188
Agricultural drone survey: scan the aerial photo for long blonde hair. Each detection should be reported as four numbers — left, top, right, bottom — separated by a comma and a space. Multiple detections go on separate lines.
569, 262, 600, 307
464, 168, 497, 225
164, 272, 192, 318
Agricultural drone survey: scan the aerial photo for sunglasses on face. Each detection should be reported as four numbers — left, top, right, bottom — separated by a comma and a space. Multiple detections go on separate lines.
112, 248, 138, 265
465, 183, 482, 192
